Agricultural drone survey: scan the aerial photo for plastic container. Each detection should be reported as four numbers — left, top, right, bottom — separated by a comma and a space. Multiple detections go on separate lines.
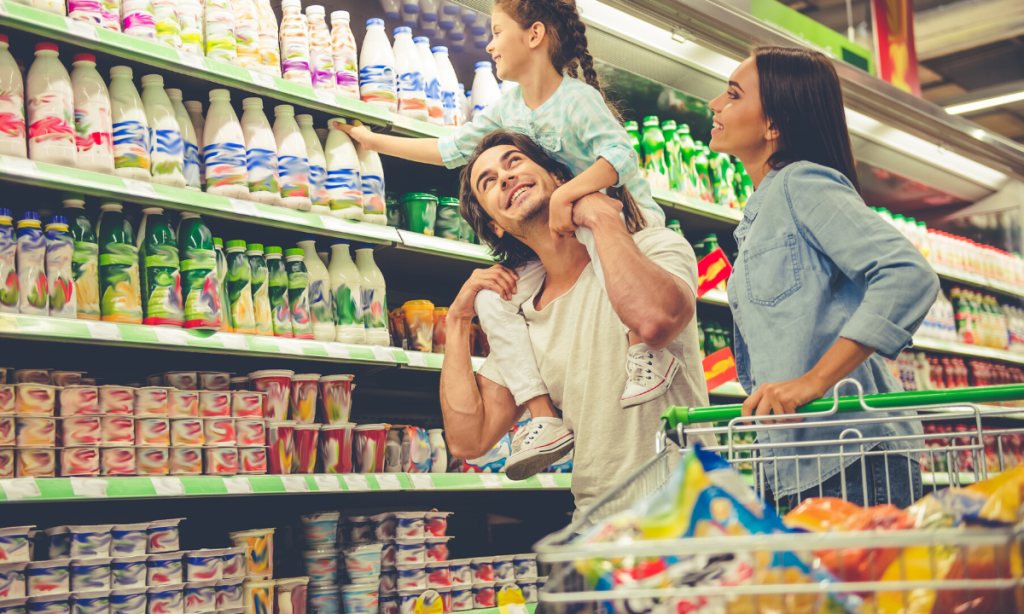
296, 238, 333, 341
68, 526, 112, 559
61, 417, 101, 447
146, 520, 183, 554
399, 194, 437, 236
266, 421, 294, 474
449, 585, 471, 611
355, 148, 386, 224
108, 67, 150, 180
469, 62, 499, 120
177, 213, 221, 330
392, 28, 427, 121
359, 19, 397, 112
424, 537, 449, 563
340, 543, 383, 581
227, 529, 273, 579
15, 384, 57, 416
140, 75, 185, 188
96, 203, 142, 324
492, 556, 514, 583
214, 578, 242, 609
434, 198, 460, 240
145, 583, 184, 614
318, 423, 354, 473
70, 55, 114, 174
137, 208, 184, 327
512, 554, 536, 579
284, 249, 314, 339
394, 563, 424, 591
109, 588, 146, 614
330, 12, 359, 99
233, 0, 260, 69
240, 581, 273, 614
352, 424, 388, 472
70, 589, 110, 614
339, 583, 377, 614
27, 44, 75, 168
425, 562, 449, 589
167, 390, 198, 418
235, 419, 265, 447
430, 47, 459, 128
326, 241, 364, 343
0, 36, 25, 158
183, 579, 216, 613
26, 560, 70, 596
0, 562, 28, 598
278, 0, 311, 86
220, 548, 246, 580
110, 556, 147, 590
447, 560, 470, 586
203, 90, 248, 199
146, 552, 182, 587
470, 582, 495, 609
199, 390, 231, 416
134, 387, 170, 417
239, 98, 281, 206
273, 106, 312, 211
165, 90, 201, 191
354, 245, 388, 345
300, 549, 336, 585
305, 584, 337, 614
70, 559, 111, 592
15, 213, 47, 316
469, 558, 492, 583
412, 38, 443, 126
379, 568, 397, 594
305, 6, 335, 91
100, 449, 136, 476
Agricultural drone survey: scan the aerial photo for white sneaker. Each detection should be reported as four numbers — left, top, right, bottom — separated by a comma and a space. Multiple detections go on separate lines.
503, 417, 575, 481
621, 344, 681, 408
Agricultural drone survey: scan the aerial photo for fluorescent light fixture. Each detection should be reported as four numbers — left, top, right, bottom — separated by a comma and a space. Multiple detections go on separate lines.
946, 91, 1024, 115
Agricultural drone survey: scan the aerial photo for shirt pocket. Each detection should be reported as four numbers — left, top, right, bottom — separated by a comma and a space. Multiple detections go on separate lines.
535, 132, 562, 154
743, 234, 802, 306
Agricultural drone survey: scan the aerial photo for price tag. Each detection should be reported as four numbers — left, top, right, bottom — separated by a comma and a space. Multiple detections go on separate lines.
250, 70, 277, 90
223, 477, 253, 494
70, 478, 109, 498
0, 478, 41, 500
0, 314, 20, 333
277, 338, 304, 355
155, 328, 189, 346
320, 215, 348, 232
3, 156, 39, 177
218, 334, 249, 350
230, 198, 259, 216
123, 178, 157, 198
313, 475, 342, 491
376, 474, 401, 490
480, 474, 503, 489
406, 352, 428, 368
342, 475, 369, 491
178, 51, 207, 70
314, 90, 338, 106
537, 474, 559, 488
86, 321, 122, 341
410, 474, 434, 489
502, 604, 531, 614
371, 346, 396, 363
391, 114, 414, 130
0, 1, 8, 16
325, 343, 350, 359
281, 475, 309, 492
151, 477, 185, 496
66, 18, 99, 40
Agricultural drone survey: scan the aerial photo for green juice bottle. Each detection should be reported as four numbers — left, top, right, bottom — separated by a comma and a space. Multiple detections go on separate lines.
225, 239, 256, 334
213, 237, 230, 332
285, 247, 314, 340
266, 246, 293, 338
661, 120, 680, 193
97, 202, 143, 324
640, 116, 669, 190
693, 141, 713, 202
62, 195, 100, 320
623, 120, 642, 160
177, 212, 221, 330
676, 124, 699, 199
247, 243, 273, 336
667, 220, 684, 237
138, 207, 184, 327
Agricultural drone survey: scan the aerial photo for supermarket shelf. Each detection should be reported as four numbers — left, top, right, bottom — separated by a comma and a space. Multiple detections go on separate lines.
652, 189, 744, 226
396, 230, 494, 264
699, 288, 729, 307
913, 336, 1024, 365
0, 473, 572, 503
922, 472, 979, 487
931, 264, 1024, 300
709, 381, 747, 398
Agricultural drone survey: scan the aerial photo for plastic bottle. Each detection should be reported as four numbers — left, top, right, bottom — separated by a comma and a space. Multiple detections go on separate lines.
97, 203, 143, 324
279, 0, 312, 86
411, 37, 443, 126
27, 43, 76, 168
324, 118, 363, 220
231, 0, 261, 69
178, 212, 221, 329
448, 18, 465, 52
63, 195, 100, 320
305, 5, 335, 91
692, 141, 713, 202
16, 212, 47, 316
359, 18, 397, 112
109, 66, 151, 180
224, 240, 256, 334
204, 0, 238, 64
213, 237, 230, 332
70, 54, 115, 175
297, 236, 333, 341
178, 0, 204, 55
184, 100, 205, 185
239, 97, 281, 206
165, 89, 201, 191
153, 0, 183, 49
640, 116, 668, 190
355, 244, 389, 346
0, 35, 26, 159
328, 239, 364, 344
297, 114, 330, 214
69, 0, 107, 28
44, 215, 75, 319
254, 0, 281, 76
392, 27, 428, 121
660, 120, 680, 193
265, 245, 293, 337
330, 11, 359, 100
431, 46, 459, 128
204, 89, 249, 198
140, 74, 186, 188
247, 243, 272, 336
356, 141, 386, 225
400, 0, 418, 28
470, 61, 499, 120
438, 0, 458, 29
0, 208, 17, 314
137, 207, 184, 326
285, 247, 313, 340
273, 104, 312, 211
122, 0, 157, 41
459, 83, 470, 126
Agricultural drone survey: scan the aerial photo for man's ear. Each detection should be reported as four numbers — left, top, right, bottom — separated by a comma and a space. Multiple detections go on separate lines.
487, 219, 505, 238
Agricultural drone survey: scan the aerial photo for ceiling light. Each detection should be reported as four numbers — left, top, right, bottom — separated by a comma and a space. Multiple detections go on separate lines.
945, 91, 1024, 115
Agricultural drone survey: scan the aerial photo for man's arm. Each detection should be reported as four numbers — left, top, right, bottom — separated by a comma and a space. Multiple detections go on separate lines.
574, 193, 696, 349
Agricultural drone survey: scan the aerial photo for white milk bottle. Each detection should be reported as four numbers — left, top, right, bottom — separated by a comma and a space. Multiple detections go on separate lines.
0, 35, 27, 159
438, 0, 459, 30
419, 0, 439, 23
273, 104, 311, 211
153, 0, 182, 49
178, 0, 204, 55
184, 100, 205, 185
471, 61, 500, 120
356, 142, 386, 225
379, 0, 399, 19
359, 18, 397, 112
459, 83, 469, 124
392, 27, 427, 121
240, 97, 281, 206
419, 14, 438, 38
109, 66, 150, 180
204, 89, 249, 198
330, 11, 359, 100
324, 118, 362, 220
297, 236, 334, 342
400, 1, 417, 28
414, 37, 443, 126
122, 0, 158, 41
141, 74, 186, 188
204, 0, 238, 64
306, 5, 335, 91
279, 0, 312, 87
27, 43, 76, 168
231, 0, 261, 69
328, 239, 364, 344
0, 208, 18, 314
71, 54, 114, 175
297, 114, 329, 214
166, 88, 201, 190
355, 244, 389, 346
431, 46, 459, 128
254, 0, 281, 76
448, 18, 466, 52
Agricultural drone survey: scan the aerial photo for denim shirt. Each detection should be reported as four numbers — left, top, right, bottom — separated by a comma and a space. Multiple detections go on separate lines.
728, 161, 940, 497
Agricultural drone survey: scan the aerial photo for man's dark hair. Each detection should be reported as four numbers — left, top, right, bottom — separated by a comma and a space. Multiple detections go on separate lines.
459, 130, 646, 270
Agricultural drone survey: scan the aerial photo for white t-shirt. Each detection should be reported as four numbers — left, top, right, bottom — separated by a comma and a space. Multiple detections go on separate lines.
479, 228, 713, 514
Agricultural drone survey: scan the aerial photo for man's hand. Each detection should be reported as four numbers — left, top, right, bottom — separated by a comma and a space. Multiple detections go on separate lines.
448, 265, 520, 322
337, 123, 378, 151
548, 186, 578, 237
573, 192, 623, 230
740, 373, 827, 425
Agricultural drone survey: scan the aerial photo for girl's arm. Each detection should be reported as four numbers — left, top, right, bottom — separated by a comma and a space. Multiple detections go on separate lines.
550, 158, 619, 235
338, 124, 444, 165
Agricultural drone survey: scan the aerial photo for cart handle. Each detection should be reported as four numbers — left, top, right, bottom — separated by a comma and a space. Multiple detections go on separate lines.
660, 383, 1024, 429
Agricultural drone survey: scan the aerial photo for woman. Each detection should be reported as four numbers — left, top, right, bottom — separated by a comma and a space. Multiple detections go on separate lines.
708, 46, 940, 509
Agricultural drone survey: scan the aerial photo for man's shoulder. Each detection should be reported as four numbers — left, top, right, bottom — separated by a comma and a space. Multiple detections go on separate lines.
632, 226, 693, 255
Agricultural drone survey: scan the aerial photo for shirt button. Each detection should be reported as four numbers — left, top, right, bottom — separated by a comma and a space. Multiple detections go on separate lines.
732, 303, 738, 308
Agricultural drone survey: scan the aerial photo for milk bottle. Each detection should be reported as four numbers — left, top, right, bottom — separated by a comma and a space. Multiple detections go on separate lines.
141, 74, 186, 188
71, 53, 114, 175
27, 43, 76, 168
393, 27, 427, 121
184, 100, 205, 185
63, 195, 100, 320
459, 83, 469, 124
414, 37, 443, 126
431, 46, 459, 128
17, 212, 47, 316
471, 61, 500, 120
324, 118, 362, 220
355, 244, 389, 346
438, 1, 459, 30
273, 104, 311, 211
330, 11, 359, 99
166, 88, 201, 190
0, 209, 17, 314
279, 0, 312, 86
46, 215, 77, 319
232, 0, 261, 69
110, 66, 151, 180
153, 0, 183, 49
297, 114, 329, 214
240, 97, 281, 206
359, 18, 397, 112
297, 236, 334, 342
122, 0, 157, 41
254, 0, 281, 76
204, 89, 249, 198
356, 142, 386, 225
379, 0, 399, 19
0, 35, 26, 159
306, 5, 335, 91
178, 0, 204, 55
204, 0, 238, 64
69, 0, 107, 27
328, 239, 364, 344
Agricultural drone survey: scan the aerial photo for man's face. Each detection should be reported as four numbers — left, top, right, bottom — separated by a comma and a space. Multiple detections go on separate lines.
469, 144, 560, 237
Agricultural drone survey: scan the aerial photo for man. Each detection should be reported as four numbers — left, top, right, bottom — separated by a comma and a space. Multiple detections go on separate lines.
439, 131, 713, 514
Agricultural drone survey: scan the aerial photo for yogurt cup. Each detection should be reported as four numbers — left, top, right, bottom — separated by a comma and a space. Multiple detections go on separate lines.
145, 583, 184, 614
352, 424, 388, 473
99, 417, 134, 447
68, 526, 112, 559
300, 512, 340, 547
340, 543, 382, 581
237, 447, 267, 474
301, 549, 337, 585
394, 513, 424, 540
69, 559, 111, 591
15, 449, 55, 477
133, 388, 169, 416
306, 583, 337, 614
446, 560, 471, 586
512, 554, 537, 579
62, 418, 101, 447
146, 552, 183, 586
58, 387, 98, 416
50, 373, 83, 388
395, 589, 419, 614
198, 373, 231, 392
292, 424, 319, 473
423, 513, 450, 538
495, 583, 522, 606
98, 387, 135, 415
0, 563, 27, 598
450, 585, 473, 611
247, 371, 294, 422
339, 582, 377, 614
271, 577, 307, 614
371, 514, 396, 542
43, 528, 70, 561
229, 391, 264, 419
162, 373, 197, 391
394, 539, 425, 565
394, 563, 425, 592
26, 593, 70, 614
0, 418, 11, 447
425, 562, 449, 589
183, 580, 217, 613
379, 569, 397, 594
60, 448, 98, 477
15, 418, 56, 447
146, 521, 183, 554
380, 541, 396, 570
110, 556, 146, 590
203, 447, 238, 475
166, 391, 198, 419
13, 371, 49, 385
0, 385, 12, 415
70, 589, 110, 614
0, 597, 27, 614
169, 449, 202, 475
135, 418, 170, 447
198, 392, 230, 419
517, 577, 537, 603
0, 449, 11, 478
185, 550, 225, 582
346, 518, 373, 545
170, 420, 204, 447
108, 588, 146, 614
235, 420, 265, 447
220, 548, 246, 580
240, 581, 274, 614
214, 579, 243, 609
100, 449, 135, 476
317, 375, 353, 425
26, 560, 70, 596
420, 590, 443, 614
135, 448, 170, 476
471, 582, 495, 609
424, 538, 450, 563
289, 375, 320, 425
15, 384, 57, 416
378, 592, 398, 614
266, 422, 294, 475
202, 418, 236, 446
492, 556, 515, 583
227, 529, 273, 580
228, 378, 249, 392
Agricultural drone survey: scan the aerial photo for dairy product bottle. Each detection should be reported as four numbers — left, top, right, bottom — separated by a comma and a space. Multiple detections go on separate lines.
448, 18, 465, 52
330, 11, 359, 99
204, 89, 248, 198
122, 0, 157, 41
0, 35, 26, 159
392, 27, 427, 121
297, 236, 333, 341
356, 142, 386, 225
232, 0, 261, 69
69, 0, 107, 28
178, 212, 221, 329
400, 0, 418, 27
317, 250, 328, 266
184, 99, 205, 185
69, 54, 115, 175
324, 118, 362, 220
141, 74, 186, 188
16, 212, 47, 316
359, 18, 397, 112
27, 43, 76, 168
240, 97, 281, 206
97, 202, 143, 324
100, 0, 121, 31
63, 195, 100, 320
213, 237, 230, 331
284, 247, 313, 339
438, 0, 459, 29
470, 61, 500, 120
355, 244, 389, 346
279, 0, 312, 86
273, 104, 311, 211
0, 208, 18, 314
306, 5, 335, 91
178, 0, 204, 55
419, 0, 439, 23
166, 89, 201, 190
412, 38, 443, 126
254, 0, 281, 76
45, 215, 77, 319
296, 114, 329, 214
419, 13, 438, 38
430, 46, 459, 128
247, 243, 272, 336
225, 239, 255, 334
204, 0, 238, 64
137, 206, 184, 326
153, 0, 183, 49
328, 239, 364, 344
109, 66, 151, 180
265, 245, 292, 337
459, 83, 469, 124
473, 31, 490, 50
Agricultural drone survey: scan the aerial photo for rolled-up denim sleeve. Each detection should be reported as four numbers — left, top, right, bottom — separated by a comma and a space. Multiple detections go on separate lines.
785, 164, 940, 359
437, 97, 506, 169
570, 86, 639, 188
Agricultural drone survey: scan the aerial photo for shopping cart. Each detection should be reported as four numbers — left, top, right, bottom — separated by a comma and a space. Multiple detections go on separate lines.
534, 380, 1024, 613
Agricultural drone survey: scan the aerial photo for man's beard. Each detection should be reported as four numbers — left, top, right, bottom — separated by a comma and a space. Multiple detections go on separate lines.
499, 196, 548, 241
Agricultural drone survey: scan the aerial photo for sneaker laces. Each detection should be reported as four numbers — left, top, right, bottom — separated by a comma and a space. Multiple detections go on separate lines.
512, 422, 543, 453
626, 350, 656, 385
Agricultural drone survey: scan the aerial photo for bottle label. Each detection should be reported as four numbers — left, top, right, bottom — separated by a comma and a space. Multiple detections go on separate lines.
74, 100, 114, 156
361, 287, 386, 329
227, 254, 256, 334
204, 6, 237, 62
46, 231, 76, 318
28, 93, 76, 149
69, 0, 106, 26
183, 140, 201, 188
17, 228, 48, 315
249, 256, 272, 336
359, 65, 396, 105
0, 225, 19, 313
440, 90, 457, 127
425, 78, 444, 121
154, 2, 182, 48
181, 249, 220, 329
287, 268, 313, 339
143, 243, 184, 326
268, 263, 293, 337
150, 128, 184, 177
245, 147, 279, 193
179, 3, 203, 53
113, 120, 151, 170
72, 241, 100, 319
99, 0, 119, 31
235, 17, 261, 69
308, 278, 332, 328
309, 164, 328, 206
361, 173, 385, 214
332, 32, 358, 94
123, 10, 158, 40
326, 168, 361, 209
334, 282, 362, 326
278, 155, 310, 199
99, 243, 143, 324
397, 71, 426, 111
204, 141, 248, 189
0, 93, 26, 143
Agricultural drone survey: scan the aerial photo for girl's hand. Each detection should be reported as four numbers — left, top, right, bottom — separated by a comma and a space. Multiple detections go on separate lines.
338, 123, 378, 151
448, 265, 520, 322
740, 373, 827, 425
549, 187, 578, 237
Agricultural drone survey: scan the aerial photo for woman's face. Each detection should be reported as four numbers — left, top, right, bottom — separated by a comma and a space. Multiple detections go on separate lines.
708, 58, 774, 160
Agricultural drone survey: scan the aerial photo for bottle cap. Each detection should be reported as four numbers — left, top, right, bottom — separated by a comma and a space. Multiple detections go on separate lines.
285, 248, 304, 257
0, 208, 10, 218
330, 117, 347, 126
213, 237, 223, 246
306, 4, 324, 15
141, 74, 164, 87
275, 105, 295, 116
661, 120, 677, 130
62, 192, 86, 206
296, 114, 313, 125
366, 18, 385, 27
210, 89, 231, 101
474, 61, 492, 70
247, 243, 264, 252
623, 121, 638, 130
242, 97, 263, 108
21, 212, 40, 221
642, 115, 660, 126
35, 42, 58, 53
331, 10, 349, 21
394, 27, 412, 36
47, 215, 69, 227
166, 88, 182, 100
298, 235, 316, 243
226, 240, 247, 249
73, 53, 96, 64
413, 36, 430, 44
0, 35, 7, 45
331, 238, 349, 246
432, 46, 448, 54
266, 246, 283, 254
99, 202, 122, 211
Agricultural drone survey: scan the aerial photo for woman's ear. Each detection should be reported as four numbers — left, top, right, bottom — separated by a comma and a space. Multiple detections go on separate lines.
764, 119, 780, 144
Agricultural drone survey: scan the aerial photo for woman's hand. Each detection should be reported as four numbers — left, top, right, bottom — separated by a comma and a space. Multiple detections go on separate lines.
741, 373, 827, 424
448, 265, 520, 322
337, 122, 378, 151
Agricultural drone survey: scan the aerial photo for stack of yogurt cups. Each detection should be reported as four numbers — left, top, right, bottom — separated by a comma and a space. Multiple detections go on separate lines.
371, 511, 454, 614
299, 511, 382, 614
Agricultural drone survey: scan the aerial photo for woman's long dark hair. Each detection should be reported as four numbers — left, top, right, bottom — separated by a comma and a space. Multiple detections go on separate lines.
754, 46, 861, 193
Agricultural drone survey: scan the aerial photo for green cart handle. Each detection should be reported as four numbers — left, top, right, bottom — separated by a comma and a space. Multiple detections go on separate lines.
661, 383, 1024, 429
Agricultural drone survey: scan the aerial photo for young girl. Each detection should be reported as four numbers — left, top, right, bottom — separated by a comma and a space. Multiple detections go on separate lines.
340, 0, 676, 480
